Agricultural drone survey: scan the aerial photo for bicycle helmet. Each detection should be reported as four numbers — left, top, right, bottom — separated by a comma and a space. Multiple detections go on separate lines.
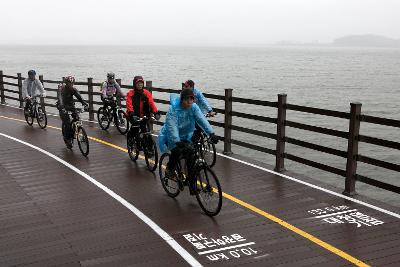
107, 72, 115, 79
28, 70, 36, 76
183, 80, 195, 88
65, 76, 75, 84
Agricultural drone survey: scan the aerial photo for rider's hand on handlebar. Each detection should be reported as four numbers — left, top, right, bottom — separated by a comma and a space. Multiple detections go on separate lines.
129, 113, 140, 122
207, 111, 216, 117
209, 133, 219, 144
154, 112, 161, 121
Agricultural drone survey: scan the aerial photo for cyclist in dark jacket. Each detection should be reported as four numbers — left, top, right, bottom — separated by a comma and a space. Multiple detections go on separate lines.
57, 76, 88, 147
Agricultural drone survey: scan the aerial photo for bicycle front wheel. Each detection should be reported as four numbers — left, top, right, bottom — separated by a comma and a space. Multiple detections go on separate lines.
97, 107, 110, 130
200, 136, 217, 167
36, 105, 47, 129
115, 110, 129, 135
194, 164, 222, 216
77, 126, 89, 157
24, 106, 34, 126
127, 132, 139, 161
144, 135, 158, 172
159, 153, 180, 198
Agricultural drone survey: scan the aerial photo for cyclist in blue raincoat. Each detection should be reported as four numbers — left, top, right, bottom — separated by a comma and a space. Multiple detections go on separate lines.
158, 89, 219, 177
182, 80, 216, 117
182, 80, 216, 142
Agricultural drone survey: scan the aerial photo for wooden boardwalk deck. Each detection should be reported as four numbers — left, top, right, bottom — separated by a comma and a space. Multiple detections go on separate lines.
1, 104, 399, 267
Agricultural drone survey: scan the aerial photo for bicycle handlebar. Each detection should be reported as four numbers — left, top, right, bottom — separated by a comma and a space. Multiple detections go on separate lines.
65, 108, 86, 114
206, 111, 218, 118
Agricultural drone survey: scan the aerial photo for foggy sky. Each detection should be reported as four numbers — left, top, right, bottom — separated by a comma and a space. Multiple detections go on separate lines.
1, 0, 399, 46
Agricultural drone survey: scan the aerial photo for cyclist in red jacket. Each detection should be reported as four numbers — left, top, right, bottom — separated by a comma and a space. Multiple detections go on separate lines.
126, 76, 160, 143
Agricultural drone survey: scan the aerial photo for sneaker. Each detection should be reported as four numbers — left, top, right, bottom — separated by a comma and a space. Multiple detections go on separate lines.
64, 138, 73, 149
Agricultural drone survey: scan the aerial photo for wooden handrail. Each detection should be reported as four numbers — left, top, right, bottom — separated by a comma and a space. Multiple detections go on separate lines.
360, 114, 400, 128
286, 103, 350, 119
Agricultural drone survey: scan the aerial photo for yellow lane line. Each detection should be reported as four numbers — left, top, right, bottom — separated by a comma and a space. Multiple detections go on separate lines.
0, 114, 370, 267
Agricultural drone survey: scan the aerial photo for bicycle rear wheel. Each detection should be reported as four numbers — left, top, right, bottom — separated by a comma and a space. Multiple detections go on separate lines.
115, 110, 129, 135
194, 164, 222, 216
127, 131, 139, 161
97, 107, 110, 130
36, 105, 47, 129
144, 135, 158, 172
24, 106, 34, 126
77, 126, 89, 157
159, 153, 180, 198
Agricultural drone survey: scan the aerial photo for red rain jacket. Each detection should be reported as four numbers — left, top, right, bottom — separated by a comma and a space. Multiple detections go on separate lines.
126, 89, 158, 117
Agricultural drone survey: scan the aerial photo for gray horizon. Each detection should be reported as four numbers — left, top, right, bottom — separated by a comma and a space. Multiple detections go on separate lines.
0, 0, 399, 46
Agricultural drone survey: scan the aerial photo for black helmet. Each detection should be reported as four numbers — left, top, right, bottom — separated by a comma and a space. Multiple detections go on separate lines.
28, 70, 36, 76
107, 72, 115, 79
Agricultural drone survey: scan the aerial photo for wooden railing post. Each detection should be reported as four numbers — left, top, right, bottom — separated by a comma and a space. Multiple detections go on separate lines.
39, 74, 46, 112
275, 94, 287, 172
223, 88, 233, 155
343, 102, 362, 196
87, 78, 94, 121
17, 73, 23, 108
146, 80, 154, 132
0, 70, 5, 104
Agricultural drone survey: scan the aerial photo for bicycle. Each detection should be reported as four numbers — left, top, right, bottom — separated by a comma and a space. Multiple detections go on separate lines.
24, 96, 47, 129
97, 97, 129, 135
159, 142, 222, 216
192, 113, 218, 167
62, 108, 89, 157
127, 115, 158, 172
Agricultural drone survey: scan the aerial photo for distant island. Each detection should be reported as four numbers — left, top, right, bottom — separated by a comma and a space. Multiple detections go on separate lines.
332, 35, 400, 48
274, 35, 400, 48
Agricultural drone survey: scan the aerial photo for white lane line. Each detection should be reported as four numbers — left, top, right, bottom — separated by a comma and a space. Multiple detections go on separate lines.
198, 242, 256, 255
314, 209, 358, 219
215, 152, 400, 219
0, 132, 202, 267
2, 103, 400, 219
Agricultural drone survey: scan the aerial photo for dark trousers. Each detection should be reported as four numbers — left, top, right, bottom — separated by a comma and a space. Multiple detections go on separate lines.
101, 96, 116, 110
24, 98, 32, 111
167, 143, 195, 174
192, 123, 202, 143
59, 108, 78, 139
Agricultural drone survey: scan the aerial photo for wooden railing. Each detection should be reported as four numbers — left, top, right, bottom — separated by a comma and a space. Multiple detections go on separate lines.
1, 70, 399, 196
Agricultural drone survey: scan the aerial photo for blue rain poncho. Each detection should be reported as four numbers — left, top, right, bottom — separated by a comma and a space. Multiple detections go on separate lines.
193, 87, 213, 115
158, 93, 214, 153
